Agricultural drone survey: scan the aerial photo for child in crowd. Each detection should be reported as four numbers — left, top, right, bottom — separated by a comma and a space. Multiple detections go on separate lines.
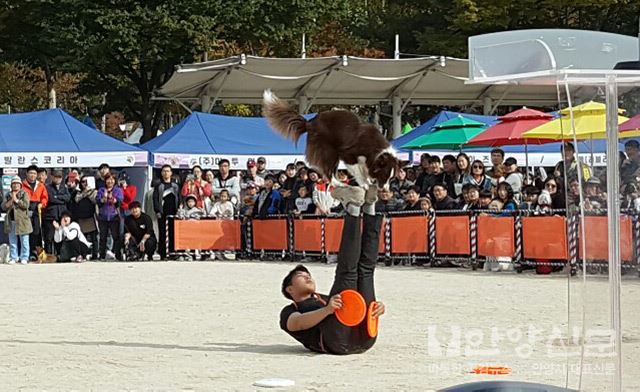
520, 185, 540, 210
535, 190, 553, 215
212, 190, 237, 260
294, 186, 315, 216
419, 197, 433, 213
211, 189, 235, 219
178, 194, 205, 219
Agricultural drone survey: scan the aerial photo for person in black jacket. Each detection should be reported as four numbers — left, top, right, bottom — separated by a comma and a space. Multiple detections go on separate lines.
153, 165, 180, 259
432, 183, 458, 211
43, 169, 71, 254
254, 175, 283, 218
70, 175, 99, 260
403, 187, 422, 211
124, 201, 157, 261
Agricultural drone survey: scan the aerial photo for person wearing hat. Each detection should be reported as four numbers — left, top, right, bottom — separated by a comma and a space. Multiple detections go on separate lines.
53, 210, 91, 262
22, 165, 48, 260
177, 194, 205, 219
503, 157, 524, 203
241, 158, 265, 198
2, 176, 33, 264
43, 169, 71, 255
255, 157, 270, 179
584, 176, 605, 210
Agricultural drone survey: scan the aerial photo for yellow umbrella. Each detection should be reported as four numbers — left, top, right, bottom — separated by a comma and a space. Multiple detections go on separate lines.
522, 101, 636, 140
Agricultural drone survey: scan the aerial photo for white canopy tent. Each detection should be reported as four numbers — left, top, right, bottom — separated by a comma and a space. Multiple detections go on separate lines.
155, 55, 567, 138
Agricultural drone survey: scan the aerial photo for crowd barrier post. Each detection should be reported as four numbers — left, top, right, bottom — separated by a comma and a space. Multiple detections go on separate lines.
165, 216, 170, 259
287, 215, 295, 261
245, 219, 253, 258
428, 210, 436, 267
513, 212, 523, 271
383, 217, 392, 264
635, 214, 640, 277
568, 211, 579, 276
470, 213, 478, 270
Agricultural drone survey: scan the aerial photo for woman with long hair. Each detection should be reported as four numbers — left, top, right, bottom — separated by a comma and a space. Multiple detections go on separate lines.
454, 153, 471, 197
463, 159, 492, 192
495, 182, 518, 216
543, 177, 566, 211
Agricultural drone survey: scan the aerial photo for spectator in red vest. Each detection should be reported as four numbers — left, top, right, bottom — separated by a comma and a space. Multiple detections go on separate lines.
22, 165, 48, 260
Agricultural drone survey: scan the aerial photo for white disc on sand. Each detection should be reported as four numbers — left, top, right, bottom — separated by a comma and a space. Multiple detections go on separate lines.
253, 378, 295, 388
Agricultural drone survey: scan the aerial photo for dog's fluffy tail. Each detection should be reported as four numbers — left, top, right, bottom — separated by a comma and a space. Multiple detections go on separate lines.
262, 89, 307, 143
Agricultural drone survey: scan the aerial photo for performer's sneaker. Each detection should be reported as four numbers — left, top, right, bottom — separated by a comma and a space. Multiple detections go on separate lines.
331, 185, 365, 208
364, 185, 378, 204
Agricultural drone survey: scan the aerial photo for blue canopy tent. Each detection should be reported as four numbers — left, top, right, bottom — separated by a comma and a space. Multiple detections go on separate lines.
0, 108, 149, 205
141, 112, 314, 170
0, 109, 147, 167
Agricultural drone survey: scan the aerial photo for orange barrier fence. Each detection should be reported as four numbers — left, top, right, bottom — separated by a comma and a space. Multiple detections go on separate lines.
522, 216, 568, 260
477, 216, 515, 258
168, 212, 640, 272
436, 216, 470, 255
390, 215, 428, 254
174, 219, 241, 250
579, 216, 634, 263
252, 219, 288, 251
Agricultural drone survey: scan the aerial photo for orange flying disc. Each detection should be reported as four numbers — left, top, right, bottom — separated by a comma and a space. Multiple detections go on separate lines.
366, 301, 379, 337
334, 289, 366, 327
471, 366, 512, 375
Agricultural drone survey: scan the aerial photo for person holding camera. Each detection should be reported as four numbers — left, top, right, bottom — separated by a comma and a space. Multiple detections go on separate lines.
97, 174, 123, 260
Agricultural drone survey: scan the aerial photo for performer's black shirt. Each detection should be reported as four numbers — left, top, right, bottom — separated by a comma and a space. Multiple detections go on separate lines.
279, 293, 329, 353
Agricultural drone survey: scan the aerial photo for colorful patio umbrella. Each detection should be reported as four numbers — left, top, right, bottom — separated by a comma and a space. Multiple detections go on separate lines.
465, 108, 554, 146
522, 101, 631, 140
620, 114, 640, 132
402, 115, 487, 150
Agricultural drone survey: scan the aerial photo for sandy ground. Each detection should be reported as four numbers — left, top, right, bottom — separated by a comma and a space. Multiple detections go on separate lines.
0, 261, 638, 392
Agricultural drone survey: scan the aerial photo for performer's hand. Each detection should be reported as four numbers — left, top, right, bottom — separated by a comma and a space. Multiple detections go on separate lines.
326, 294, 343, 313
371, 301, 385, 319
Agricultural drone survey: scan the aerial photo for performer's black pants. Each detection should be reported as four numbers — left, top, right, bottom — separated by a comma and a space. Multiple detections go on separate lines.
321, 213, 381, 355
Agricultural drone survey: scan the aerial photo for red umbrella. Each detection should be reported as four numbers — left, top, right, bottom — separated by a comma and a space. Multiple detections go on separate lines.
620, 114, 640, 132
465, 107, 555, 182
465, 107, 554, 146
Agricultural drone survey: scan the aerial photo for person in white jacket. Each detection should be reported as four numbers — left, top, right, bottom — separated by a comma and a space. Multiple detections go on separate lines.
211, 159, 241, 206
53, 211, 91, 262
211, 189, 235, 219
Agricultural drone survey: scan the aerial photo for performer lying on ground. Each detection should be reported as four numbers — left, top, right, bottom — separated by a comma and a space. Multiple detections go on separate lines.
280, 185, 385, 354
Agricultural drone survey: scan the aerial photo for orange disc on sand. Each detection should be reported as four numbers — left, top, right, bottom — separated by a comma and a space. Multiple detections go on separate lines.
334, 289, 366, 327
367, 301, 379, 337
471, 366, 512, 375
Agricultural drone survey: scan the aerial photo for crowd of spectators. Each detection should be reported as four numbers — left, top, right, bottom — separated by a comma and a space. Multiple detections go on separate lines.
2, 140, 639, 263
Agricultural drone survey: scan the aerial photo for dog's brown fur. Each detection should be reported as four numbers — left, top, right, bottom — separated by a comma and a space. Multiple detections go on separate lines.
262, 90, 398, 186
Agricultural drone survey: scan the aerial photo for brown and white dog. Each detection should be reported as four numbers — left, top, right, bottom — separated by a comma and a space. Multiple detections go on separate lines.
262, 89, 399, 189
